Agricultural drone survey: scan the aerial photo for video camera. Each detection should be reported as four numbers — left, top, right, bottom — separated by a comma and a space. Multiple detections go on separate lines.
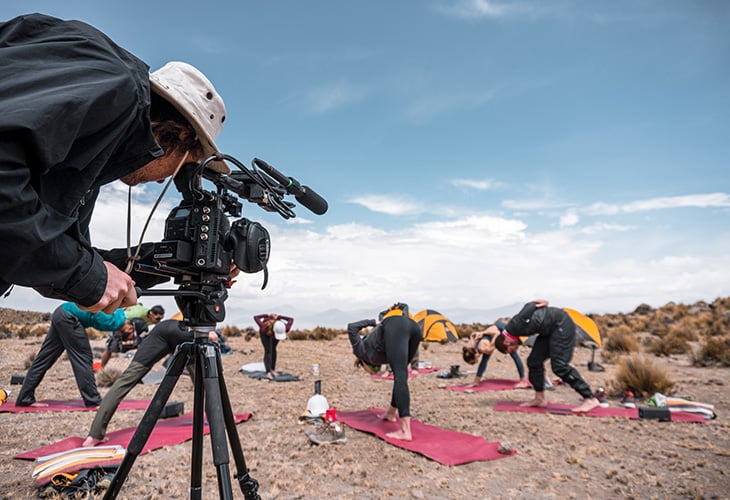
135, 154, 327, 327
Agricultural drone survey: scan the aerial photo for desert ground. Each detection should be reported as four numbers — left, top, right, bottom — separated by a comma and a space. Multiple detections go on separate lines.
1, 326, 728, 499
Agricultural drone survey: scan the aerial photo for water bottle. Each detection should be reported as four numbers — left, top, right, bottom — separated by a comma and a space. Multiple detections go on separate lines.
312, 360, 320, 377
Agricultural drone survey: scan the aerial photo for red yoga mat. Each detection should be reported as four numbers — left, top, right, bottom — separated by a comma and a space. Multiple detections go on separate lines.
14, 412, 252, 460
444, 378, 531, 392
1, 399, 151, 413
369, 367, 440, 380
493, 401, 707, 422
338, 408, 515, 465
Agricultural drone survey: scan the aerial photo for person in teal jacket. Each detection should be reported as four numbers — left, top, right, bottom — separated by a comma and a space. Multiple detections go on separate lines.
16, 303, 126, 407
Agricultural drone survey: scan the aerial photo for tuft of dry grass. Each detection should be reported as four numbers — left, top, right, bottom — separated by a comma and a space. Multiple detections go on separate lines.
692, 336, 730, 367
608, 353, 675, 398
24, 353, 35, 370
96, 367, 122, 387
646, 331, 691, 356
602, 325, 640, 354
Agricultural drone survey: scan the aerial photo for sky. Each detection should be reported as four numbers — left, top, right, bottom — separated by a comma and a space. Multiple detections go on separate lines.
2, 1, 729, 328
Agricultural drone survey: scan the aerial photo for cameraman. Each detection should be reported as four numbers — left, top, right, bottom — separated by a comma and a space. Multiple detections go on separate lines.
0, 13, 229, 313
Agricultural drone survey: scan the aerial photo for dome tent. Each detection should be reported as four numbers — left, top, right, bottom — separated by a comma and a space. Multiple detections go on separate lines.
413, 309, 459, 343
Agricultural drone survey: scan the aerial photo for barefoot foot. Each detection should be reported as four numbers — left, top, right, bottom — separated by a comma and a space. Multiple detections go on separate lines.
81, 436, 107, 447
385, 430, 412, 441
520, 398, 547, 408
572, 397, 601, 413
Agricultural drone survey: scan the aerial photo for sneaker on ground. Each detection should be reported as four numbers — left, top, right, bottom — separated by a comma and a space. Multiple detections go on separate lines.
306, 422, 347, 445
620, 391, 637, 408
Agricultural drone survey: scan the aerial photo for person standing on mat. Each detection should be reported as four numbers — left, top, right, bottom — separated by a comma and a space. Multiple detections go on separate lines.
348, 302, 422, 441
462, 322, 529, 388
253, 313, 294, 380
16, 303, 127, 408
494, 299, 600, 413
82, 319, 218, 447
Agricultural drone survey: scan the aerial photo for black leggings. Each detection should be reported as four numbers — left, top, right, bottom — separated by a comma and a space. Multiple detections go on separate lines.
383, 318, 422, 418
259, 332, 279, 373
526, 312, 593, 399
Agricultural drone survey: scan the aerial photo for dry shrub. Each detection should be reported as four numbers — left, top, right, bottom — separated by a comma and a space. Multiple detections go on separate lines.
288, 326, 343, 341
454, 323, 488, 339
96, 367, 122, 387
85, 327, 103, 340
602, 325, 640, 354
646, 331, 691, 356
692, 336, 730, 367
24, 353, 36, 369
609, 353, 675, 398
665, 318, 699, 342
220, 325, 246, 338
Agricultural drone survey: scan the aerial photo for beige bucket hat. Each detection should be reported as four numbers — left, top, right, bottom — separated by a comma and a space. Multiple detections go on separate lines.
149, 61, 230, 173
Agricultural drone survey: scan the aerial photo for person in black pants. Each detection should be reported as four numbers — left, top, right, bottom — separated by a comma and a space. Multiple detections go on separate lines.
82, 319, 218, 446
348, 303, 422, 440
494, 299, 600, 413
16, 303, 127, 408
253, 313, 294, 380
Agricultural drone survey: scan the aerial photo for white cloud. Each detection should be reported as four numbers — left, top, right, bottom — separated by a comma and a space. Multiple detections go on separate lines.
348, 194, 425, 215
449, 178, 501, 190
583, 193, 730, 216
559, 210, 579, 228
434, 0, 519, 20
403, 89, 495, 121
305, 81, 364, 114
4, 185, 729, 329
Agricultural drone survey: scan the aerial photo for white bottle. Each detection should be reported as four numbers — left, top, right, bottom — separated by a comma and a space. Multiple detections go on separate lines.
312, 360, 320, 377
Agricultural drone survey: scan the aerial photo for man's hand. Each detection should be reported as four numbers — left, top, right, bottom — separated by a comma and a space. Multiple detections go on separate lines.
86, 262, 137, 313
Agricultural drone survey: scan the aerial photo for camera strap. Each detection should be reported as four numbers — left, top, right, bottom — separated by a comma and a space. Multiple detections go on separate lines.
124, 152, 189, 274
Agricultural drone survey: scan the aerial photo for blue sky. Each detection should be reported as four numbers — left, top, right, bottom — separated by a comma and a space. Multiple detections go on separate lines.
3, 1, 729, 328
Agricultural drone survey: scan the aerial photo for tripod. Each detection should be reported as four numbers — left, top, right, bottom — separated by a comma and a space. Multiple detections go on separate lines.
103, 325, 260, 499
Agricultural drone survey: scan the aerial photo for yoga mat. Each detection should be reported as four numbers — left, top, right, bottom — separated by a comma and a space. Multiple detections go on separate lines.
444, 378, 531, 392
338, 408, 515, 465
142, 368, 166, 385
242, 370, 300, 382
1, 399, 151, 413
369, 367, 440, 380
493, 401, 707, 422
14, 412, 252, 460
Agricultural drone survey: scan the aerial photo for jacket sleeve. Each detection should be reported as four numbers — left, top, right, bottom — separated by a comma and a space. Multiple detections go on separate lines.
347, 319, 376, 354
505, 301, 539, 337
0, 142, 107, 305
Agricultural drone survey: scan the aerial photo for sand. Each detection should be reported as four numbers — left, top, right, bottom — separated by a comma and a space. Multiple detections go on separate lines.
1, 333, 728, 499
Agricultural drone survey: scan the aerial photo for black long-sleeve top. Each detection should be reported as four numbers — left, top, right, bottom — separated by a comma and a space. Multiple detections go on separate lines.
505, 302, 566, 338
347, 318, 387, 365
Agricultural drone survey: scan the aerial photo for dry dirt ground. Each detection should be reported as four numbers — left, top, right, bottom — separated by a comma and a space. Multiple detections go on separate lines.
1, 332, 728, 499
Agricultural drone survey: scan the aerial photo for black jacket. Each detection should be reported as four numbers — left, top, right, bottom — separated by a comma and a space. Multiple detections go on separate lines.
505, 301, 568, 338
0, 13, 164, 305
347, 318, 387, 366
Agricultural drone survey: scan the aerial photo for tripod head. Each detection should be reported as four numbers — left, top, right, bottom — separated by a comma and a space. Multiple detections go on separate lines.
134, 153, 327, 328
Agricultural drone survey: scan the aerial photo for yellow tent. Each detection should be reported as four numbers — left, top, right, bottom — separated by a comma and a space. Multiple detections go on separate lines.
413, 309, 459, 343
564, 308, 602, 347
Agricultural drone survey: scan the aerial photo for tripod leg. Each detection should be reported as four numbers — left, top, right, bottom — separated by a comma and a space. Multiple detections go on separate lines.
198, 343, 235, 500
216, 352, 260, 500
103, 343, 192, 500
190, 345, 205, 499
